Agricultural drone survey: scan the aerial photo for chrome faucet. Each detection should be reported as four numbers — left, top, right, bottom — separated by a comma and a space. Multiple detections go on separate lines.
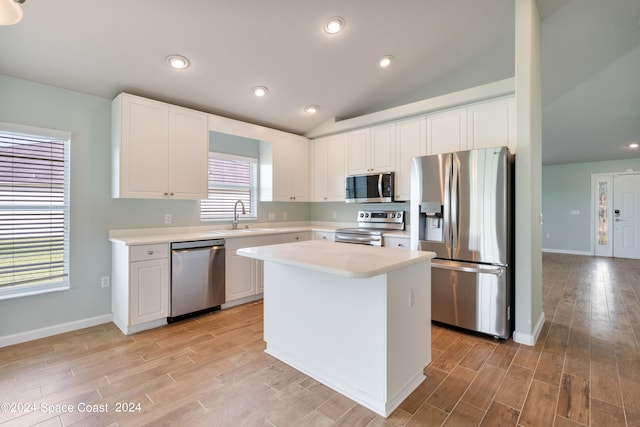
232, 200, 246, 229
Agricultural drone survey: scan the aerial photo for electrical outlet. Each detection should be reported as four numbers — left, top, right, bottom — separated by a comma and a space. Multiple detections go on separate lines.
409, 289, 415, 307
101, 276, 110, 288
164, 214, 172, 224
283, 211, 288, 220
546, 233, 550, 238
332, 211, 337, 219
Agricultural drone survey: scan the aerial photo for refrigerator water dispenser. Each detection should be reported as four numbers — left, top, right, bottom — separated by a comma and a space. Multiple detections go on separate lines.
419, 202, 443, 242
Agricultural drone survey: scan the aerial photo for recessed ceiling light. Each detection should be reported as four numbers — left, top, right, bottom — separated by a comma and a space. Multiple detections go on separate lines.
324, 16, 345, 34
252, 86, 268, 97
166, 55, 190, 70
0, 0, 24, 26
304, 105, 319, 114
630, 143, 639, 149
379, 55, 393, 68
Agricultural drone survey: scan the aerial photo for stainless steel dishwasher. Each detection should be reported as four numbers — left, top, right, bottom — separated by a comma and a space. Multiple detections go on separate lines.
169, 238, 225, 323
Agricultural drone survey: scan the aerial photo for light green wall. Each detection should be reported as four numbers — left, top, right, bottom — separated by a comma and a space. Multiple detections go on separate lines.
542, 158, 640, 253
0, 75, 313, 338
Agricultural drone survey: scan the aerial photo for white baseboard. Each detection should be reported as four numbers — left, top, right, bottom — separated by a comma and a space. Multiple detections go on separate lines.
0, 314, 114, 348
513, 311, 545, 346
542, 248, 592, 256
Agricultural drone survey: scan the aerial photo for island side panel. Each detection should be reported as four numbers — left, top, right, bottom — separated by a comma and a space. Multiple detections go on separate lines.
386, 260, 431, 408
262, 261, 388, 410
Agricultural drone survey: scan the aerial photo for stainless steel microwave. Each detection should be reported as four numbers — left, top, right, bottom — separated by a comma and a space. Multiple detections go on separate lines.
345, 172, 394, 203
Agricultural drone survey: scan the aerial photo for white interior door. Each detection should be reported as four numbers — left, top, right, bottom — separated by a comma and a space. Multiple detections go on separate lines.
613, 173, 640, 259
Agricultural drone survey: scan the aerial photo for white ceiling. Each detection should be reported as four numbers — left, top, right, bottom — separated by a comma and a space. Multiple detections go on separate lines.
0, 0, 638, 165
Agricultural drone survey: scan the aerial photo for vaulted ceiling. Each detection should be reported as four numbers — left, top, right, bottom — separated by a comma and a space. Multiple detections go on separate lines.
0, 0, 638, 165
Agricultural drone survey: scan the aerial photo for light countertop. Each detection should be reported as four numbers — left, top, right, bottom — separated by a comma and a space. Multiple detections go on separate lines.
237, 240, 434, 279
109, 224, 410, 246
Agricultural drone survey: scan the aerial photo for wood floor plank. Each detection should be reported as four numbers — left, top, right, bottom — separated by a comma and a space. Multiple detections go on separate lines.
479, 401, 519, 427
426, 366, 477, 413
557, 373, 590, 425
461, 363, 506, 411
519, 379, 558, 427
493, 364, 534, 410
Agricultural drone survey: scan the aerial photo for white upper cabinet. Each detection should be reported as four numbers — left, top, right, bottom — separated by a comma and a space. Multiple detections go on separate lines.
426, 106, 468, 155
467, 96, 515, 151
112, 93, 208, 199
312, 133, 348, 202
426, 95, 515, 155
347, 123, 395, 175
260, 135, 310, 202
394, 116, 427, 201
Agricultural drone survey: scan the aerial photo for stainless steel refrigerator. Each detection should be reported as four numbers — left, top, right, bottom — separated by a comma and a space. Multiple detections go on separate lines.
410, 147, 514, 338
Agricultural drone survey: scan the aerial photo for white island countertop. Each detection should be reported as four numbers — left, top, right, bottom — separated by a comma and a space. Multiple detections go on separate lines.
237, 240, 434, 279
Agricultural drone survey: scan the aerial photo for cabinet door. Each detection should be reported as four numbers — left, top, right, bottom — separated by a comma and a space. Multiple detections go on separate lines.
369, 123, 395, 173
467, 96, 515, 151
427, 107, 467, 155
326, 133, 348, 201
226, 250, 256, 300
168, 106, 208, 199
118, 95, 169, 198
130, 258, 169, 325
290, 139, 309, 201
348, 128, 371, 175
395, 116, 427, 201
312, 137, 329, 201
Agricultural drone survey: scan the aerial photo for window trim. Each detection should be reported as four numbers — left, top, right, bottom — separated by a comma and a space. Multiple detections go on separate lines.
0, 122, 71, 300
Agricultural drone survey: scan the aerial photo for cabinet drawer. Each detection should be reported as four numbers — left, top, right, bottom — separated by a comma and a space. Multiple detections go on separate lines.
282, 232, 311, 243
383, 236, 410, 249
313, 231, 335, 242
130, 244, 169, 262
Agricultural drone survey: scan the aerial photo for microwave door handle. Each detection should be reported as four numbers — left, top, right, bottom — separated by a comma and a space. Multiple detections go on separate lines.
378, 173, 383, 199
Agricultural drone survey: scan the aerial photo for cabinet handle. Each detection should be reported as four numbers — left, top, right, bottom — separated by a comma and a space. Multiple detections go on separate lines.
170, 192, 174, 196
147, 250, 154, 255
295, 236, 299, 240
164, 192, 169, 196
322, 236, 327, 240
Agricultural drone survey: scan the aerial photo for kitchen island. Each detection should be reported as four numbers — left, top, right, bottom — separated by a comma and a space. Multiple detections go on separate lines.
237, 240, 435, 418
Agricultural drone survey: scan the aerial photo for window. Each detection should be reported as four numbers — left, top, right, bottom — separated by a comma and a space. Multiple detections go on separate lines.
200, 152, 257, 221
0, 123, 70, 300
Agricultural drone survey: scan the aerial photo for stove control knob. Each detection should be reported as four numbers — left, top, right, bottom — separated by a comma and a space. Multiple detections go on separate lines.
359, 212, 365, 218
390, 213, 395, 218
364, 212, 370, 218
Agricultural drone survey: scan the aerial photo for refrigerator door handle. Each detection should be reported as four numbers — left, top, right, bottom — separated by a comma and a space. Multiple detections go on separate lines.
451, 158, 459, 253
432, 261, 504, 277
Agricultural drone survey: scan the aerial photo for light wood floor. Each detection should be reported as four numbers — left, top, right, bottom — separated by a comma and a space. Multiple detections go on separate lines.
1, 253, 639, 426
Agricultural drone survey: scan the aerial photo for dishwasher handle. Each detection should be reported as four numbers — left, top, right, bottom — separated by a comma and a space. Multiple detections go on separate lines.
171, 239, 225, 251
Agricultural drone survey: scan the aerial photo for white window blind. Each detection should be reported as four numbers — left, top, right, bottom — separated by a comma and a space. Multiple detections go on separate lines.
200, 152, 257, 220
0, 127, 70, 300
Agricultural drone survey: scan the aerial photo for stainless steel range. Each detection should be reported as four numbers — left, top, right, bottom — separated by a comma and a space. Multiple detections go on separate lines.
335, 210, 405, 246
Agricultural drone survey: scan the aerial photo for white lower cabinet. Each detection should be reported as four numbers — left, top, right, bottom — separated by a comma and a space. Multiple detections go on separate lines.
224, 234, 283, 305
112, 243, 170, 334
